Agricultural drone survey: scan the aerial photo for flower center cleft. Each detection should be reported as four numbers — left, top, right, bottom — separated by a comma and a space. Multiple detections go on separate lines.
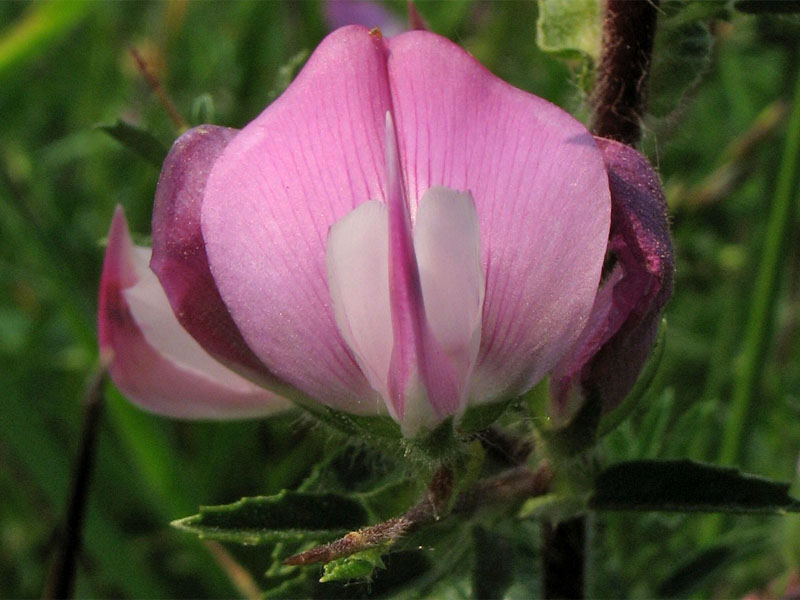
326, 112, 485, 435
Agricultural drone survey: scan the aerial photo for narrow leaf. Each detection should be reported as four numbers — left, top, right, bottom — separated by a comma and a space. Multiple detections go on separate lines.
719, 66, 800, 467
97, 120, 168, 167
172, 491, 369, 545
590, 460, 800, 513
656, 545, 733, 598
0, 0, 93, 81
735, 0, 800, 13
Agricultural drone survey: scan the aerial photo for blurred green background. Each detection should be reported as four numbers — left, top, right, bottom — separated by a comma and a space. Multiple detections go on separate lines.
1, 0, 799, 597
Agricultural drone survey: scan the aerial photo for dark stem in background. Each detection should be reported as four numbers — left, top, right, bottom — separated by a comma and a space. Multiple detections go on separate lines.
542, 2, 661, 598
43, 368, 107, 600
129, 46, 188, 132
591, 0, 661, 146
541, 518, 586, 599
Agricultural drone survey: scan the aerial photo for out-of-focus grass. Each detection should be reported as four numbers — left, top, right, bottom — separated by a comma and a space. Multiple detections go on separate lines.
0, 2, 798, 598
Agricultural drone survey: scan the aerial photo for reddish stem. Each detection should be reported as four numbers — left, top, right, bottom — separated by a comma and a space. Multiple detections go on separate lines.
591, 0, 661, 146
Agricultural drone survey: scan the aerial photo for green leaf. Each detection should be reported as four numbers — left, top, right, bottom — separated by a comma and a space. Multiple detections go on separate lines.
319, 548, 386, 583
590, 460, 800, 513
96, 120, 168, 167
536, 0, 603, 62
344, 412, 402, 439
261, 573, 314, 600
357, 479, 421, 522
267, 48, 310, 102
656, 545, 733, 598
537, 385, 602, 457
171, 491, 369, 545
518, 493, 587, 523
471, 526, 514, 600
459, 396, 516, 434
649, 21, 712, 117
0, 0, 93, 82
719, 65, 800, 467
190, 93, 215, 125
735, 0, 800, 13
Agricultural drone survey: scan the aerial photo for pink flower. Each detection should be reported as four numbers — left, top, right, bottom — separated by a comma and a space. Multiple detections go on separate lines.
98, 26, 671, 435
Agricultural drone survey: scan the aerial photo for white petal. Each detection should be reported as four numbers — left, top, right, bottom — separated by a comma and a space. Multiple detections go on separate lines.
124, 248, 266, 395
326, 200, 394, 415
413, 187, 484, 391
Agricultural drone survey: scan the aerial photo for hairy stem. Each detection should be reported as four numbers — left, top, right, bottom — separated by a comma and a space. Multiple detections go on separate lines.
546, 2, 662, 598
283, 463, 552, 566
591, 0, 660, 146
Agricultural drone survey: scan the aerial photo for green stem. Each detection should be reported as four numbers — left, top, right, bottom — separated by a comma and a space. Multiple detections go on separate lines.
718, 70, 800, 468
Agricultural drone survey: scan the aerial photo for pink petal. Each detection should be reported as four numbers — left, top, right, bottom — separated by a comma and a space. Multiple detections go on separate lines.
325, 120, 485, 432
326, 200, 392, 414
201, 26, 390, 414
150, 125, 279, 386
551, 138, 674, 414
384, 114, 460, 429
99, 207, 288, 419
386, 31, 611, 405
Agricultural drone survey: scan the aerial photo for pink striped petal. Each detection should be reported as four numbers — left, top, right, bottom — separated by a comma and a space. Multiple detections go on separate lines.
201, 26, 390, 414
150, 125, 279, 386
99, 207, 288, 419
201, 26, 613, 426
551, 138, 674, 415
386, 31, 611, 406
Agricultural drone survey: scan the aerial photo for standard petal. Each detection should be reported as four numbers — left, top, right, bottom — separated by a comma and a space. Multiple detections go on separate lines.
326, 200, 392, 415
552, 138, 673, 414
150, 125, 279, 386
202, 26, 391, 414
387, 31, 611, 405
99, 207, 288, 419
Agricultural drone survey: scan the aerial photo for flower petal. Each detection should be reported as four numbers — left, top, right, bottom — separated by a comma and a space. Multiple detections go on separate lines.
386, 31, 611, 404
413, 186, 484, 411
384, 114, 461, 429
150, 125, 281, 386
326, 120, 484, 431
551, 138, 674, 414
326, 200, 391, 414
99, 207, 288, 419
202, 26, 391, 414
